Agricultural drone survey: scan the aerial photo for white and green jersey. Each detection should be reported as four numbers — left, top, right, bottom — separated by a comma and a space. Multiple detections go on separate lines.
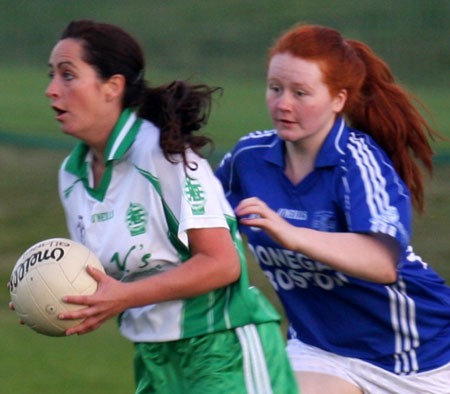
58, 108, 279, 342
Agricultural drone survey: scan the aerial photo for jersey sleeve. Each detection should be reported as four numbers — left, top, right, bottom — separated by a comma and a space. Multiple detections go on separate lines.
338, 134, 412, 249
156, 150, 231, 246
215, 150, 243, 210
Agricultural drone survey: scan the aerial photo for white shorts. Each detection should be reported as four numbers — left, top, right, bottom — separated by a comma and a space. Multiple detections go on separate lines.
286, 338, 450, 394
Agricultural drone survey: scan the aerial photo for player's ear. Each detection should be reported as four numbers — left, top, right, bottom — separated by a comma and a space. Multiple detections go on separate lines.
104, 74, 126, 102
333, 89, 347, 113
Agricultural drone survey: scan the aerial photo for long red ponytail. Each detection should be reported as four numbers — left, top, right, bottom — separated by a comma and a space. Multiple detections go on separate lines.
269, 24, 441, 212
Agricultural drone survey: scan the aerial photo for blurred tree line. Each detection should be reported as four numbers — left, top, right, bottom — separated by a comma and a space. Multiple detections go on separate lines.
1, 0, 448, 87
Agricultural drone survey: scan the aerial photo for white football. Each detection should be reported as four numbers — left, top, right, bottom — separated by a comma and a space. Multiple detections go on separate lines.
9, 238, 104, 336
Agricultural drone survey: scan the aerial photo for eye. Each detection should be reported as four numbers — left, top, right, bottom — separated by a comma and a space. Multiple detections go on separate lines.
48, 71, 54, 79
295, 90, 306, 97
268, 83, 281, 93
62, 71, 74, 81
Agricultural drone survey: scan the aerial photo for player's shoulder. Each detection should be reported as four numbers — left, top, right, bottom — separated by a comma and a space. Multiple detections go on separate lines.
341, 127, 397, 177
231, 129, 279, 154
58, 155, 74, 184
237, 129, 278, 144
129, 119, 164, 165
133, 119, 160, 153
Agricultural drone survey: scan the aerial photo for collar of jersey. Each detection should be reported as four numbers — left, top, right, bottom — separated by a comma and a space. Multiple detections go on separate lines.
63, 108, 142, 200
264, 116, 348, 168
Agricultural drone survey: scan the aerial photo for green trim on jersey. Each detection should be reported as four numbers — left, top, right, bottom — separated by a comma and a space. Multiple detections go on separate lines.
135, 165, 191, 262
60, 110, 281, 341
105, 108, 142, 161
136, 163, 280, 338
62, 109, 142, 201
135, 164, 235, 336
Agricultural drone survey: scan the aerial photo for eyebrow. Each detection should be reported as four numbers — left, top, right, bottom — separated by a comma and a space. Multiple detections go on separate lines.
48, 61, 76, 69
267, 78, 312, 90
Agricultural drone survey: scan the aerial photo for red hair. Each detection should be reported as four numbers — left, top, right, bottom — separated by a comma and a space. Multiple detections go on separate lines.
269, 24, 441, 212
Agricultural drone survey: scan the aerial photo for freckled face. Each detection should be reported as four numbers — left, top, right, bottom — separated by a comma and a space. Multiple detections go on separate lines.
266, 53, 346, 149
45, 38, 114, 145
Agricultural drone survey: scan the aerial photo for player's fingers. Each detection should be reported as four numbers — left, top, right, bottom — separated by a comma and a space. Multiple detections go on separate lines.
239, 216, 269, 229
9, 301, 15, 311
65, 314, 105, 336
236, 199, 274, 219
58, 302, 100, 320
61, 294, 93, 306
235, 197, 264, 212
86, 265, 107, 281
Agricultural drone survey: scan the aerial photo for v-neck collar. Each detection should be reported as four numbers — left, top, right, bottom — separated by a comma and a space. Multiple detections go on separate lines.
62, 108, 143, 201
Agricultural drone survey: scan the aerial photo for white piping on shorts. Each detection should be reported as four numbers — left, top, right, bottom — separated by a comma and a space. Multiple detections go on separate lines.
236, 324, 273, 394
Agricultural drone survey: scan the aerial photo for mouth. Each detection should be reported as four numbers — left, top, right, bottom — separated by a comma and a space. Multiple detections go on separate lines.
52, 105, 67, 121
277, 118, 296, 126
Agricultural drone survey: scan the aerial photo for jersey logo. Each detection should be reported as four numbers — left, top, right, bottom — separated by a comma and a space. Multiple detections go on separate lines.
126, 202, 148, 236
183, 176, 206, 215
277, 208, 308, 221
312, 211, 336, 231
91, 211, 114, 223
76, 215, 86, 244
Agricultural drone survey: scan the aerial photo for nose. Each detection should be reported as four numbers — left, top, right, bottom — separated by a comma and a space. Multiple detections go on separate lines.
277, 92, 293, 111
45, 78, 59, 99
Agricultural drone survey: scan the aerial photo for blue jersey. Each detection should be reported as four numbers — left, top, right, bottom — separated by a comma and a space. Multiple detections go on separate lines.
215, 117, 450, 375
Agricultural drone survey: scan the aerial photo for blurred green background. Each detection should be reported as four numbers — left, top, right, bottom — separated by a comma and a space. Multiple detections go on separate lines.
1, 1, 449, 393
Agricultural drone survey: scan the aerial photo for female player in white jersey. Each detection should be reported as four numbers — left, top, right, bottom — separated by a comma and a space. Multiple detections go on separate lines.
36, 20, 297, 393
215, 24, 450, 393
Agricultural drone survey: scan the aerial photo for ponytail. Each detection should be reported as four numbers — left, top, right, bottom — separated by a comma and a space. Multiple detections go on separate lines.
344, 40, 440, 212
60, 20, 221, 172
138, 81, 222, 170
269, 24, 443, 212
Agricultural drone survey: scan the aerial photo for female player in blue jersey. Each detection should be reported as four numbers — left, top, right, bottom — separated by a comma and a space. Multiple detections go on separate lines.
10, 20, 298, 393
215, 24, 450, 393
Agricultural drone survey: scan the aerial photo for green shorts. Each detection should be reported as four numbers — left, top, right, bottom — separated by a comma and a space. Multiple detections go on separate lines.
134, 321, 298, 394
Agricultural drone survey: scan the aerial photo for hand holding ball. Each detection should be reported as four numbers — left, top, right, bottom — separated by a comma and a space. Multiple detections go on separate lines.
9, 238, 104, 336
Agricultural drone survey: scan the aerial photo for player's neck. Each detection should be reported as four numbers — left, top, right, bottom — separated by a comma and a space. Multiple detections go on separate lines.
91, 153, 106, 188
283, 145, 316, 185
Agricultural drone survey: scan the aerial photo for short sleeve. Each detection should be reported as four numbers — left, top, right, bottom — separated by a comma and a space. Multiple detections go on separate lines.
338, 133, 412, 248
215, 150, 243, 210
157, 150, 230, 246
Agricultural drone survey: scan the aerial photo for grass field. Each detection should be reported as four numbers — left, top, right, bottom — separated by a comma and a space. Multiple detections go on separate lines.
0, 1, 448, 391
0, 61, 449, 392
1, 148, 449, 393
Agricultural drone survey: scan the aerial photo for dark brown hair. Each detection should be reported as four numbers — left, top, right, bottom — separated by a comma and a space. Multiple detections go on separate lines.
60, 20, 221, 169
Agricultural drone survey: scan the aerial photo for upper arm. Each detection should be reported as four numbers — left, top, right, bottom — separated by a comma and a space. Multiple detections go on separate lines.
187, 227, 241, 283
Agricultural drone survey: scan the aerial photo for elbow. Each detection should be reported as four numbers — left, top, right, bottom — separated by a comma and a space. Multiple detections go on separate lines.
380, 267, 398, 284
221, 252, 242, 285
227, 256, 242, 283
376, 259, 398, 284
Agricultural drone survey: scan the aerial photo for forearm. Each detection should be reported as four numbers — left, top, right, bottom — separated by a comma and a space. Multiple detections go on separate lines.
237, 197, 399, 284
288, 227, 398, 283
121, 251, 241, 309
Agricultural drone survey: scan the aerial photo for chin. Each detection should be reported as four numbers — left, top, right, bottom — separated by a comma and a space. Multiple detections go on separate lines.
61, 128, 79, 139
276, 129, 301, 142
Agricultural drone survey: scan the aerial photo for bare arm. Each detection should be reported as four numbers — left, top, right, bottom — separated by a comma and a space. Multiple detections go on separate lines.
235, 197, 399, 283
60, 227, 241, 335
